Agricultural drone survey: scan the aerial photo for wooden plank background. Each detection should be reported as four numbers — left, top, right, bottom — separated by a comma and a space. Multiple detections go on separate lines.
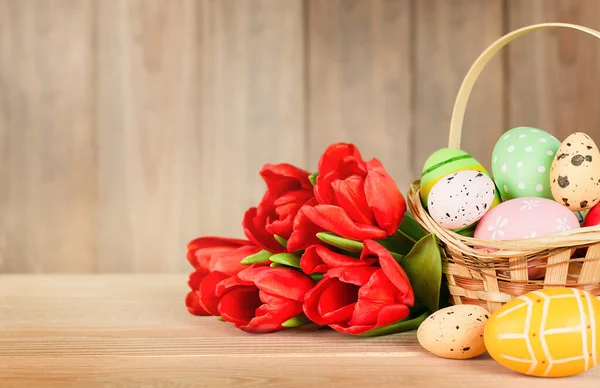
2, 0, 600, 273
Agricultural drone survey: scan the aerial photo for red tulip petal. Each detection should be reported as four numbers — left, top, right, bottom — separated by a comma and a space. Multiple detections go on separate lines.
364, 240, 414, 305
188, 271, 207, 291
335, 304, 409, 335
316, 245, 376, 268
210, 245, 260, 275
243, 206, 285, 253
317, 280, 359, 323
218, 287, 261, 326
187, 236, 250, 251
287, 202, 325, 252
259, 290, 288, 305
187, 237, 250, 271
300, 245, 329, 275
240, 300, 304, 334
303, 278, 333, 325
302, 205, 387, 241
314, 171, 338, 204
373, 304, 411, 329
185, 291, 210, 316
364, 158, 407, 236
317, 143, 364, 176
328, 323, 374, 335
215, 274, 254, 298
328, 266, 378, 286
330, 175, 374, 225
197, 271, 230, 316
238, 266, 315, 302
260, 163, 312, 194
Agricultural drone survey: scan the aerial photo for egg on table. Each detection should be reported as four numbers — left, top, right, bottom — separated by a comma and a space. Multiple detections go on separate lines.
428, 170, 496, 230
417, 304, 489, 360
420, 148, 501, 209
550, 132, 600, 211
491, 127, 561, 201
484, 288, 600, 377
474, 197, 580, 279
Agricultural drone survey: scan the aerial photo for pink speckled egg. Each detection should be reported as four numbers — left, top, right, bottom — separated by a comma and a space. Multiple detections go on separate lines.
474, 197, 580, 279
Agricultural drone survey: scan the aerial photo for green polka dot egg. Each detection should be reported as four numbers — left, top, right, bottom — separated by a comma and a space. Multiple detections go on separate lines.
492, 127, 561, 200
420, 148, 501, 209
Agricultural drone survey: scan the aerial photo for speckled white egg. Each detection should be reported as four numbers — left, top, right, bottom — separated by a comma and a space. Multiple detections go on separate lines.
417, 305, 490, 359
550, 132, 600, 211
428, 170, 496, 230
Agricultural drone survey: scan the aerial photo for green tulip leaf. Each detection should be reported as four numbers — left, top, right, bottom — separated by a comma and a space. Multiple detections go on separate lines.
282, 313, 312, 328
390, 252, 405, 263
240, 249, 272, 265
217, 317, 226, 322
308, 172, 319, 186
274, 234, 288, 248
270, 262, 283, 267
377, 232, 416, 256
270, 253, 301, 269
400, 234, 443, 313
310, 273, 324, 282
398, 212, 427, 242
358, 311, 430, 337
316, 232, 364, 253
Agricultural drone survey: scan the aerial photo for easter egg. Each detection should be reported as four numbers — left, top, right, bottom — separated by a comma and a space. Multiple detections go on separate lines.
420, 148, 501, 208
474, 197, 580, 279
417, 305, 489, 359
474, 197, 580, 241
550, 132, 600, 211
484, 288, 600, 377
492, 127, 561, 201
584, 203, 600, 227
428, 170, 496, 230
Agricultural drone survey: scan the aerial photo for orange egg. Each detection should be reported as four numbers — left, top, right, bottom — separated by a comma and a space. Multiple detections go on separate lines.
484, 288, 600, 377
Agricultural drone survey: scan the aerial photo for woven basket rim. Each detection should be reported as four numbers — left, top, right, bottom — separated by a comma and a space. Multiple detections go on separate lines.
407, 180, 600, 260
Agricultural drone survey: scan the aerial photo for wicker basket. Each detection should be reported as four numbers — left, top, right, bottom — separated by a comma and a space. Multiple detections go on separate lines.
407, 22, 600, 313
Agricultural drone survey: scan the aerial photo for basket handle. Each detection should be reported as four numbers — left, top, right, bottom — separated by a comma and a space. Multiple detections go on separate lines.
449, 22, 600, 149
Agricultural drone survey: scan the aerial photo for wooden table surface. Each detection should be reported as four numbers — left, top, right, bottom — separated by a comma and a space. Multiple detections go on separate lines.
1, 275, 599, 387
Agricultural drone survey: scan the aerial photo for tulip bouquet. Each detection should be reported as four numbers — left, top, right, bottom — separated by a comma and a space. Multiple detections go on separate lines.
186, 143, 446, 335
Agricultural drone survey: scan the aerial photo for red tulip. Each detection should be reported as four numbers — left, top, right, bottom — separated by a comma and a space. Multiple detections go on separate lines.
185, 237, 260, 316
300, 244, 377, 275
303, 240, 414, 335
217, 266, 316, 333
186, 236, 250, 272
288, 143, 406, 251
317, 142, 363, 176
244, 163, 315, 253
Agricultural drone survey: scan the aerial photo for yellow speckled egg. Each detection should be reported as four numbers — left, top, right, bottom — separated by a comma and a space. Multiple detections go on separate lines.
418, 305, 489, 359
550, 132, 600, 211
484, 288, 600, 377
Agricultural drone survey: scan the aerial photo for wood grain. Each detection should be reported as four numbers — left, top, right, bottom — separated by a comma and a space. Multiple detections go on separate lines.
0, 0, 96, 273
413, 0, 505, 173
306, 0, 413, 191
507, 0, 600, 141
200, 0, 306, 238
1, 275, 599, 387
4, 2, 600, 274
95, 0, 201, 273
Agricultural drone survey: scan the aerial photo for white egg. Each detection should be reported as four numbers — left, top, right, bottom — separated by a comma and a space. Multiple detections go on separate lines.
428, 170, 496, 230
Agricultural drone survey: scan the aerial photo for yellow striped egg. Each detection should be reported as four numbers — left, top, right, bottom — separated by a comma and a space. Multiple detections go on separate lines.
484, 288, 600, 377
